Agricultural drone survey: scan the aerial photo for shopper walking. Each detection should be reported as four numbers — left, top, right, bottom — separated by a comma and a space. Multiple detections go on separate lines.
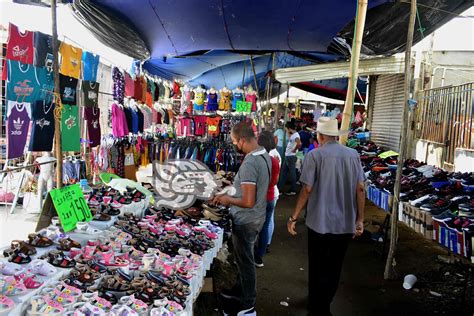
278, 121, 301, 196
287, 117, 366, 316
273, 122, 284, 158
254, 131, 281, 267
213, 121, 271, 316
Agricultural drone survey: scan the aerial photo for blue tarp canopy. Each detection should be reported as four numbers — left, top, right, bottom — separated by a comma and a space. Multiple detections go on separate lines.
68, 0, 471, 99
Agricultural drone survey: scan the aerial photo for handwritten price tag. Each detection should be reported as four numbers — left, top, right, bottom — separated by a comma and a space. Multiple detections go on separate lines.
49, 184, 92, 232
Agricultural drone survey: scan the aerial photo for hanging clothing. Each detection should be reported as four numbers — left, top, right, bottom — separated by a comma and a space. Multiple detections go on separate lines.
232, 91, 244, 110
38, 68, 55, 103
59, 74, 78, 105
59, 42, 82, 79
153, 82, 160, 101
61, 105, 81, 152
207, 92, 218, 112
82, 81, 99, 107
219, 91, 232, 111
134, 77, 143, 101
246, 93, 257, 112
29, 100, 55, 152
123, 145, 137, 181
194, 91, 205, 111
33, 31, 53, 69
6, 101, 31, 159
82, 51, 100, 81
194, 115, 207, 136
124, 72, 135, 97
84, 106, 101, 147
130, 107, 139, 134
6, 60, 42, 103
111, 103, 129, 137
206, 116, 221, 137
6, 23, 34, 64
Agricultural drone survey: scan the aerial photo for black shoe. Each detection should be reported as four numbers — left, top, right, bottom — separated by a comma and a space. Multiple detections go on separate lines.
223, 305, 256, 316
254, 256, 264, 268
220, 287, 241, 300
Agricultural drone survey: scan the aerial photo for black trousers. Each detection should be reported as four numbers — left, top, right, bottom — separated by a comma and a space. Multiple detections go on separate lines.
308, 228, 352, 316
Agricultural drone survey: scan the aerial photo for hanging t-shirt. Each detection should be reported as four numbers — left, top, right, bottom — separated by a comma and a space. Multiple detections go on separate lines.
246, 93, 257, 112
206, 116, 221, 137
29, 100, 55, 152
207, 92, 218, 112
61, 104, 80, 152
6, 23, 34, 64
59, 42, 82, 79
6, 101, 31, 159
82, 81, 100, 107
134, 77, 143, 101
6, 60, 42, 103
219, 91, 232, 111
194, 115, 207, 136
59, 74, 78, 105
130, 107, 139, 134
194, 91, 205, 111
179, 117, 193, 136
137, 108, 144, 133
82, 51, 100, 81
153, 82, 160, 101
232, 91, 244, 110
124, 72, 135, 97
38, 68, 55, 103
123, 106, 134, 132
34, 31, 53, 69
111, 103, 129, 137
173, 81, 181, 98
84, 106, 101, 147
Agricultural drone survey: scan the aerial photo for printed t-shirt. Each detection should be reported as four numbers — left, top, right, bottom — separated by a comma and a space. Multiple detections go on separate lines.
179, 117, 193, 136
59, 74, 78, 105
134, 78, 143, 101
82, 51, 100, 81
82, 81, 99, 107
246, 93, 257, 112
194, 91, 205, 111
59, 42, 82, 79
29, 100, 55, 151
207, 93, 218, 111
232, 92, 243, 110
206, 116, 221, 137
61, 105, 80, 152
6, 60, 42, 103
34, 31, 53, 69
193, 116, 207, 136
219, 91, 231, 111
6, 101, 31, 159
84, 106, 101, 147
6, 23, 34, 64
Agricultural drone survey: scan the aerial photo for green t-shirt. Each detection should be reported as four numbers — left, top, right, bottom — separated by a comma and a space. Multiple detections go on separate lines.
61, 104, 80, 152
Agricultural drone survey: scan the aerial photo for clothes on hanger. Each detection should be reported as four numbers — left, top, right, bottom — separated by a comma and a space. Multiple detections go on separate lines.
29, 100, 55, 152
82, 51, 100, 81
6, 23, 34, 64
61, 104, 81, 152
6, 101, 31, 159
59, 42, 82, 79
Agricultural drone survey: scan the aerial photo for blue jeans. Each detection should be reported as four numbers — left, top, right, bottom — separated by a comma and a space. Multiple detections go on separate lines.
276, 146, 283, 159
232, 221, 263, 308
256, 199, 277, 258
278, 155, 297, 192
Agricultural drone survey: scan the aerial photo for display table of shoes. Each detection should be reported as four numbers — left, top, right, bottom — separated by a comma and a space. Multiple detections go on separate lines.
0, 201, 229, 315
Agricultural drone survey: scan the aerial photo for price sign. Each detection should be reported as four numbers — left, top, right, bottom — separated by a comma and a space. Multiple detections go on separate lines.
49, 184, 92, 232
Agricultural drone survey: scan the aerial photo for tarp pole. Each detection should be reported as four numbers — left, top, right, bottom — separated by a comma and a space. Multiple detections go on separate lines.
384, 0, 417, 280
274, 83, 281, 129
51, 0, 63, 188
339, 0, 368, 144
249, 55, 259, 95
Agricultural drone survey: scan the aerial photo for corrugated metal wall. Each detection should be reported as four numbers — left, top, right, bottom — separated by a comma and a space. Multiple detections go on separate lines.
370, 74, 405, 151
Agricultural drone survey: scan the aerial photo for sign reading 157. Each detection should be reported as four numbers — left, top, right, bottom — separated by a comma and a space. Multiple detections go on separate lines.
49, 184, 92, 232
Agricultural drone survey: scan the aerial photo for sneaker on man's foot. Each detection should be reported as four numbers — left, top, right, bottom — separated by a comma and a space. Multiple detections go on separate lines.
254, 257, 264, 268
224, 306, 256, 316
285, 191, 296, 196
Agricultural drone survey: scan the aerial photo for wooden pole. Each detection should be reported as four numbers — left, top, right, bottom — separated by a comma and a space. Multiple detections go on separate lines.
339, 0, 368, 145
249, 55, 259, 95
51, 0, 63, 188
384, 0, 417, 280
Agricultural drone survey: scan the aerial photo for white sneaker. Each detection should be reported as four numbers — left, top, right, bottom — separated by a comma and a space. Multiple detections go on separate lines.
224, 307, 257, 316
409, 194, 432, 206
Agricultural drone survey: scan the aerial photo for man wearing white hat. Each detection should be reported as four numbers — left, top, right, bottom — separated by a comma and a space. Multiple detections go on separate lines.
287, 117, 366, 316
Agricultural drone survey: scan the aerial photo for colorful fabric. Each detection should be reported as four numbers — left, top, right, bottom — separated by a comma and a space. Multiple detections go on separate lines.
59, 42, 82, 79
61, 105, 81, 152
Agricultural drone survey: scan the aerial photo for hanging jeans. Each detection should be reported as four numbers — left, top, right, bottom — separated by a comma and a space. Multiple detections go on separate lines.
307, 229, 352, 316
255, 199, 277, 260
278, 155, 297, 193
232, 221, 263, 309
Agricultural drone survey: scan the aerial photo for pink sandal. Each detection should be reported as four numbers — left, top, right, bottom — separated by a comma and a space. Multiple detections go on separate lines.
0, 295, 15, 313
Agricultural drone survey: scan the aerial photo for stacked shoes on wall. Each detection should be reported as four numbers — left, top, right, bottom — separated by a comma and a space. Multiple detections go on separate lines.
0, 186, 231, 315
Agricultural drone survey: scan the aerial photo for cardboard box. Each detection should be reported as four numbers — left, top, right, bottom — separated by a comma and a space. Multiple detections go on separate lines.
424, 212, 433, 240
463, 227, 473, 260
414, 208, 421, 233
419, 210, 426, 236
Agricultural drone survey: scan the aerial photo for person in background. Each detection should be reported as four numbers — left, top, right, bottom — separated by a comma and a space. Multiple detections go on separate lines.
255, 131, 281, 267
278, 121, 301, 196
287, 117, 366, 316
273, 122, 285, 158
214, 121, 271, 316
298, 125, 311, 155
307, 134, 319, 152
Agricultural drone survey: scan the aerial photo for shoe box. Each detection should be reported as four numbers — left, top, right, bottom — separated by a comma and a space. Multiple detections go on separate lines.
367, 184, 393, 212
400, 203, 433, 240
432, 217, 473, 260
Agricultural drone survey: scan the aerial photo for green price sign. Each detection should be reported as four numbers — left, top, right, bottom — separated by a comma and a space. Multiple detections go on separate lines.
49, 184, 92, 232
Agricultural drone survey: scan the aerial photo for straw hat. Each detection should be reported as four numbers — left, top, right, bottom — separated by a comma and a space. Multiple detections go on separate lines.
316, 117, 344, 136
